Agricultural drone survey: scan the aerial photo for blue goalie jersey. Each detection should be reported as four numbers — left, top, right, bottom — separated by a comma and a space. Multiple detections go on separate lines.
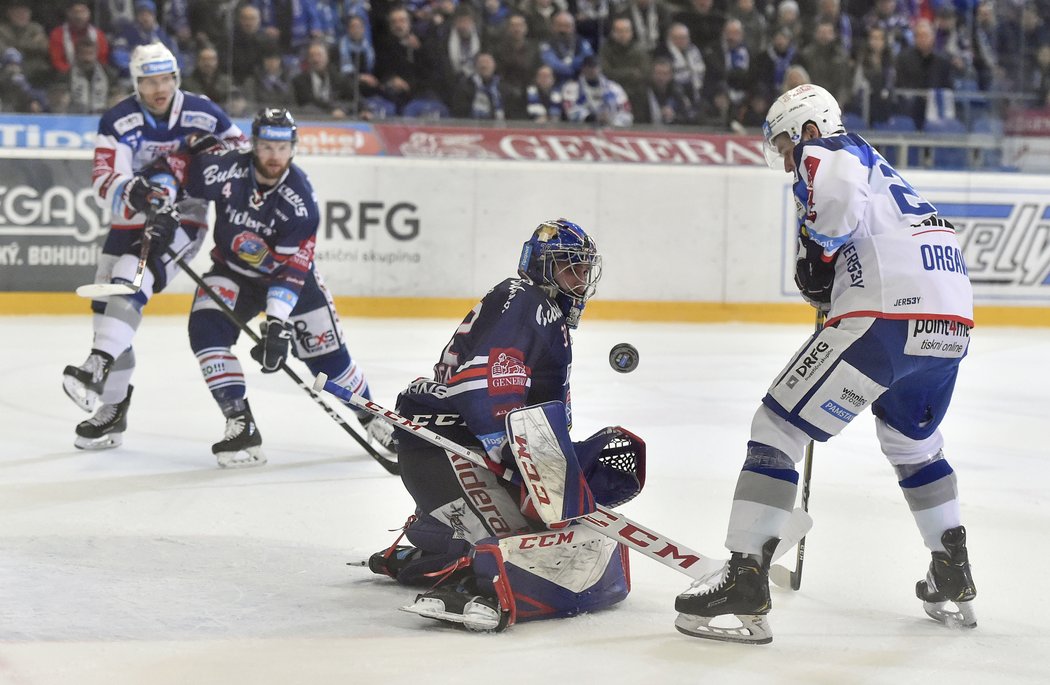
399, 278, 573, 467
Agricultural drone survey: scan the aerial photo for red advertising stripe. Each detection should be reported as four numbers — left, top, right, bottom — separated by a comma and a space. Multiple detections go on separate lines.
374, 124, 766, 165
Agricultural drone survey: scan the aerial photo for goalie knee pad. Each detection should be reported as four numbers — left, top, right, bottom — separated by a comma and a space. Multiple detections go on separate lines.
471, 526, 630, 624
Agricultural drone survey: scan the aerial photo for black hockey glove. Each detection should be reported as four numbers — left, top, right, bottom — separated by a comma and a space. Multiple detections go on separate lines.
250, 316, 293, 373
184, 132, 223, 156
146, 206, 180, 256
794, 232, 837, 312
122, 175, 171, 214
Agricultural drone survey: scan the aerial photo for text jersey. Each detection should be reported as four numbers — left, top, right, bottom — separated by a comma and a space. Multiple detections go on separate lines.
92, 90, 245, 230
793, 133, 973, 327
183, 151, 320, 321
398, 278, 573, 466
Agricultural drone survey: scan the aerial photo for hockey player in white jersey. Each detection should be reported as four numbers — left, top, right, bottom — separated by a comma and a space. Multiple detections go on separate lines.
62, 42, 245, 450
675, 84, 977, 644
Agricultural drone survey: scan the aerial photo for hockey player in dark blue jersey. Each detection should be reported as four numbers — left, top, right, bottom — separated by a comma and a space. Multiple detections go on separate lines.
180, 108, 393, 468
368, 219, 648, 632
62, 41, 246, 450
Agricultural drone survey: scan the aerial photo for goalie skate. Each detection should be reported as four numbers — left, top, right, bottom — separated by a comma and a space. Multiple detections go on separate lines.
916, 526, 977, 629
674, 537, 778, 645
75, 386, 132, 450
213, 405, 266, 468
62, 350, 114, 413
401, 582, 509, 633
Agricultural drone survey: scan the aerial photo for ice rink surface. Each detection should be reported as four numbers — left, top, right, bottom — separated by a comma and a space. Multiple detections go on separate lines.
1, 313, 1047, 684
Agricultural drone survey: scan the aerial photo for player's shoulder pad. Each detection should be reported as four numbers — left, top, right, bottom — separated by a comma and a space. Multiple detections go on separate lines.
98, 97, 144, 137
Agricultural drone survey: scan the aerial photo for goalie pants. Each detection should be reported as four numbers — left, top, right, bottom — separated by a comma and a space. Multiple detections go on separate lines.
727, 316, 968, 555
187, 263, 373, 413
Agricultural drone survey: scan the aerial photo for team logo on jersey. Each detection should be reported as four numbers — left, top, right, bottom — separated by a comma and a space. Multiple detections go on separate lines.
488, 348, 529, 395
230, 231, 271, 268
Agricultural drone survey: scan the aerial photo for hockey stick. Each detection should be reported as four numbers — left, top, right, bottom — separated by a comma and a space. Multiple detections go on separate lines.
314, 372, 812, 581
770, 308, 827, 591
167, 248, 399, 476
75, 206, 156, 298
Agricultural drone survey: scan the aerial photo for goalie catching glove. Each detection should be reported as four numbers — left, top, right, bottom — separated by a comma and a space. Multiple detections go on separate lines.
794, 230, 837, 311
250, 316, 293, 373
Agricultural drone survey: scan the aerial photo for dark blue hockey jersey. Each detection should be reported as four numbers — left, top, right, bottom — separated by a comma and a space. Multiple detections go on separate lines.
183, 150, 320, 320
399, 278, 573, 467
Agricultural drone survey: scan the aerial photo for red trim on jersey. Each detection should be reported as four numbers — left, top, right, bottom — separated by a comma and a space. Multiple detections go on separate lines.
447, 367, 488, 384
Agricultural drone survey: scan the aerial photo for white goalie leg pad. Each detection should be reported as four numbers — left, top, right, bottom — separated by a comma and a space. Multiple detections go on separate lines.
472, 525, 630, 622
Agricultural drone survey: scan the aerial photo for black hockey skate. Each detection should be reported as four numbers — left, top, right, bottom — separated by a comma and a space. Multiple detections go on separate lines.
916, 525, 977, 628
401, 579, 510, 632
212, 403, 266, 468
674, 537, 779, 645
368, 545, 421, 579
74, 386, 132, 450
62, 350, 114, 413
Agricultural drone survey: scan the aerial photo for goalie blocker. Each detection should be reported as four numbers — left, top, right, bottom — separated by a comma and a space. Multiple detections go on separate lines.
383, 400, 645, 631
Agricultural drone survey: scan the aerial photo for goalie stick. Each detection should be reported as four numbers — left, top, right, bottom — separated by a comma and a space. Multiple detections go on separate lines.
166, 248, 399, 476
75, 206, 156, 299
314, 372, 813, 581
770, 308, 826, 591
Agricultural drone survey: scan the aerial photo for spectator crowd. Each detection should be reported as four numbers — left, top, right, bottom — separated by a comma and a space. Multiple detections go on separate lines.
0, 0, 1045, 131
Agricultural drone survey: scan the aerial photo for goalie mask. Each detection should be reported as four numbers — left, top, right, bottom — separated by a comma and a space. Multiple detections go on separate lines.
518, 219, 602, 329
762, 84, 844, 169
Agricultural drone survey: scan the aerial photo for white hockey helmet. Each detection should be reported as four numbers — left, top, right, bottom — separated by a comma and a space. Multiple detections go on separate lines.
129, 42, 180, 99
762, 84, 845, 169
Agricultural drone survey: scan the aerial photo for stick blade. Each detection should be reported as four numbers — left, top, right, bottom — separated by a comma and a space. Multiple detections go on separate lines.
75, 282, 137, 298
312, 372, 329, 392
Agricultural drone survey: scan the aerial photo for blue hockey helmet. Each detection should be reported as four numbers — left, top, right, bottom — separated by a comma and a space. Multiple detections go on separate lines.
518, 218, 602, 328
251, 107, 298, 144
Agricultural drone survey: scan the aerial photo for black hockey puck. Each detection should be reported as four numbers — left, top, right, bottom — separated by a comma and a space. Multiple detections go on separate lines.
609, 343, 640, 373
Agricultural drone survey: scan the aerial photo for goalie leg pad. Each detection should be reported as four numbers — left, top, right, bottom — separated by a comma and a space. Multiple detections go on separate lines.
472, 526, 631, 623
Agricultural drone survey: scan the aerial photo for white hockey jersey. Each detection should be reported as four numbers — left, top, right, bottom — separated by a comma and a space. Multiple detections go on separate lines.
793, 133, 973, 327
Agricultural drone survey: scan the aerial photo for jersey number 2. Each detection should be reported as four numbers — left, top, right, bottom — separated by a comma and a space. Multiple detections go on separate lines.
879, 163, 934, 216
